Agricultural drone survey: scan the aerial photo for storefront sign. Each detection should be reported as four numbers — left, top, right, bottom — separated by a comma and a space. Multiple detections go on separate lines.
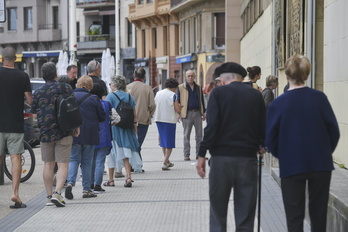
22, 50, 61, 58
176, 53, 197, 64
134, 58, 148, 67
206, 54, 225, 62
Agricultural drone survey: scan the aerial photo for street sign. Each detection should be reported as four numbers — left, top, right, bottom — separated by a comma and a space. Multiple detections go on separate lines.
0, 0, 5, 23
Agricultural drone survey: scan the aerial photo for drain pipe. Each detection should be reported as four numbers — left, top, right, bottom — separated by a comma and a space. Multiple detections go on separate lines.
307, 0, 316, 88
272, 0, 276, 76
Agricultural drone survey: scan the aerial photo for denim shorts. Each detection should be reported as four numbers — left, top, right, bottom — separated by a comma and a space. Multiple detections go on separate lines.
40, 136, 73, 163
0, 132, 24, 156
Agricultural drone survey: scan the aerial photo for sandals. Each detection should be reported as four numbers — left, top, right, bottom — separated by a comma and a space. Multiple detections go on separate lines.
10, 202, 27, 209
82, 190, 97, 198
103, 180, 115, 187
124, 178, 134, 188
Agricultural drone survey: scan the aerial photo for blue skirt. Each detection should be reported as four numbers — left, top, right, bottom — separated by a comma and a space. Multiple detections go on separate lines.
156, 122, 176, 149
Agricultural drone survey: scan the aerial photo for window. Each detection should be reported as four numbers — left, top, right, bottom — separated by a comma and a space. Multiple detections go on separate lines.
152, 28, 157, 49
147, 0, 153, 3
24, 7, 33, 30
127, 18, 133, 47
53, 6, 59, 29
142, 29, 146, 57
163, 26, 168, 55
213, 13, 225, 48
8, 8, 17, 31
0, 23, 4, 33
138, 0, 144, 4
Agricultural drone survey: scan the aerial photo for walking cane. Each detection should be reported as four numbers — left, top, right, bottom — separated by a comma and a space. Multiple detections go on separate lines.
257, 153, 262, 232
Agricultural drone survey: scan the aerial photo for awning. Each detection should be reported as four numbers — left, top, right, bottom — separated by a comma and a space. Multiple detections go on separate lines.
176, 53, 197, 64
22, 50, 61, 58
0, 54, 22, 62
134, 58, 148, 67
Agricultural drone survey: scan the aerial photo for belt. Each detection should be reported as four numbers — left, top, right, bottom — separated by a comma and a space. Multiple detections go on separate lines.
188, 109, 199, 112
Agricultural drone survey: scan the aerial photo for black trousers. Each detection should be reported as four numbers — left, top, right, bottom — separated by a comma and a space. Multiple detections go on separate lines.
209, 156, 258, 232
281, 170, 332, 232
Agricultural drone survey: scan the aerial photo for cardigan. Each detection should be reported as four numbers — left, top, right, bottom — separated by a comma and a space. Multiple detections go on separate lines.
127, 81, 156, 125
198, 82, 265, 158
266, 87, 340, 178
73, 88, 106, 145
177, 82, 205, 118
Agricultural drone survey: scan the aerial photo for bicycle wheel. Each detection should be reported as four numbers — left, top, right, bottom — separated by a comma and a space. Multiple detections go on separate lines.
4, 140, 36, 183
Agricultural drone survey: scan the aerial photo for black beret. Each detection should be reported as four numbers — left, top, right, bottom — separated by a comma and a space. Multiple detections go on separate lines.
214, 62, 247, 78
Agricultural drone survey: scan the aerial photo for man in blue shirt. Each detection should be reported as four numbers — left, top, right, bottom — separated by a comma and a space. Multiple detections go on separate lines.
177, 70, 205, 161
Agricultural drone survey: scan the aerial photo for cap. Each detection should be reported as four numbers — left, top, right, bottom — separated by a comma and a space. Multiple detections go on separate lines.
214, 62, 247, 78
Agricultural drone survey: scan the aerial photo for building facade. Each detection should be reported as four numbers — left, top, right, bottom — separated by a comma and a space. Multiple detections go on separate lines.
129, 0, 181, 89
0, 0, 68, 78
170, 0, 226, 86
237, 0, 348, 230
76, 0, 136, 80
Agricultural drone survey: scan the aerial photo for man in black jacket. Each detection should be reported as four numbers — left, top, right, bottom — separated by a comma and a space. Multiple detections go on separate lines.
196, 62, 266, 232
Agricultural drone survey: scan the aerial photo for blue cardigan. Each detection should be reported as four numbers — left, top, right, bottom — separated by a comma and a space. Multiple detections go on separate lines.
266, 87, 340, 178
73, 88, 106, 145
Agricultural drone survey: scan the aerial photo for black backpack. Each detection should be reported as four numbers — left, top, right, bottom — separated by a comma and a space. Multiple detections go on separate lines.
55, 87, 91, 133
113, 93, 134, 129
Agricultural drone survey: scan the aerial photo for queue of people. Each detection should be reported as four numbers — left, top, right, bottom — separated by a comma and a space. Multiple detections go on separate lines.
1, 46, 340, 232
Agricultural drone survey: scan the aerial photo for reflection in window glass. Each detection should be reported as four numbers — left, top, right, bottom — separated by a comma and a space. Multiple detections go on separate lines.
8, 8, 17, 31
24, 7, 33, 30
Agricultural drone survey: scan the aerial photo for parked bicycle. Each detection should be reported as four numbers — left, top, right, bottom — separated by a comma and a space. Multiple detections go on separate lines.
3, 140, 36, 183
3, 109, 37, 183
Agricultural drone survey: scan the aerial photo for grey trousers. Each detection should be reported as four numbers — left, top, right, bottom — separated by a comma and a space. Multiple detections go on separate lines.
181, 110, 203, 157
209, 156, 258, 232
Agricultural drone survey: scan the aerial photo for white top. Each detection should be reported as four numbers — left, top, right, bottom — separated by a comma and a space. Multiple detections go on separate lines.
153, 88, 177, 124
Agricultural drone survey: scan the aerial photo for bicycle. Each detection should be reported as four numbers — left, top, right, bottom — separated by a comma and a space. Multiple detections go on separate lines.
3, 140, 36, 183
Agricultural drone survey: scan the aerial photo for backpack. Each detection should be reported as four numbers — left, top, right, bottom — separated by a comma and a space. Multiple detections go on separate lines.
55, 88, 91, 133
113, 93, 134, 129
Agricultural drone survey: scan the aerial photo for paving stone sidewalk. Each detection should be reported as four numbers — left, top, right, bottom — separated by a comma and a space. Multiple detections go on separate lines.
0, 124, 310, 232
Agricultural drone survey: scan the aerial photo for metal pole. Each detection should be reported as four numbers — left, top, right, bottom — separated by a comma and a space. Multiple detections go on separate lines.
69, 0, 77, 65
258, 154, 262, 232
115, 0, 120, 75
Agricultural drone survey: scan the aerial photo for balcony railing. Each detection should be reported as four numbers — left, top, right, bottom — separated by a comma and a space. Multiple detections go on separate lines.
39, 24, 61, 30
77, 0, 115, 4
171, 0, 185, 8
77, 34, 115, 50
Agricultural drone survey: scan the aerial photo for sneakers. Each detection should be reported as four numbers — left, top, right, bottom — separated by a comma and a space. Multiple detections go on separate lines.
114, 172, 125, 178
162, 163, 170, 171
46, 196, 54, 206
82, 190, 97, 198
51, 192, 66, 207
93, 185, 105, 194
184, 156, 190, 161
65, 185, 74, 200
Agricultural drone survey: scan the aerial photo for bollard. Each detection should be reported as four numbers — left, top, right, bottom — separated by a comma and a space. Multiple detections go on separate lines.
0, 156, 4, 185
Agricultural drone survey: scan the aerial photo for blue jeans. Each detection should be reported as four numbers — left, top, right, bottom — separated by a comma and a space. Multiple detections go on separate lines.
137, 124, 149, 159
91, 146, 110, 186
67, 144, 95, 191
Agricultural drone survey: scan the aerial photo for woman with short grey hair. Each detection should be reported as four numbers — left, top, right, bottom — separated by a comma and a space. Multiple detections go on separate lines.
110, 75, 127, 92
104, 75, 142, 188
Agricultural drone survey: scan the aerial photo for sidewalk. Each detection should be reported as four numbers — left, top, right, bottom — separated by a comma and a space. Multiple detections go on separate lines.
0, 124, 307, 232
